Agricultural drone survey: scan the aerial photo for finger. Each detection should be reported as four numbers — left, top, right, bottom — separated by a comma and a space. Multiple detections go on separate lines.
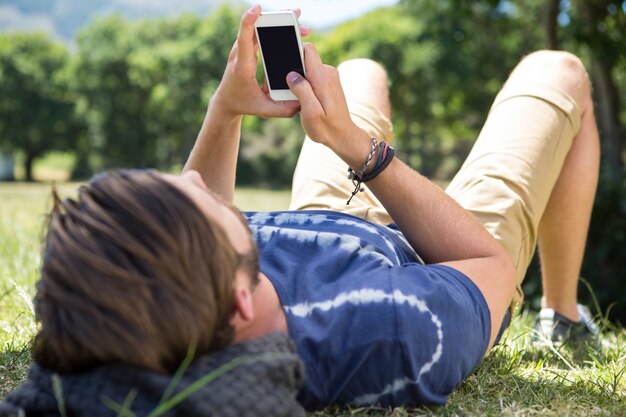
286, 71, 324, 117
300, 25, 311, 37
236, 4, 261, 59
256, 95, 301, 118
275, 100, 301, 118
289, 9, 310, 37
261, 77, 269, 95
228, 41, 237, 61
302, 43, 324, 80
317, 64, 345, 114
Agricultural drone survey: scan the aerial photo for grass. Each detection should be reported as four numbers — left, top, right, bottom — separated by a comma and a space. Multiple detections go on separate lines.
1, 181, 625, 415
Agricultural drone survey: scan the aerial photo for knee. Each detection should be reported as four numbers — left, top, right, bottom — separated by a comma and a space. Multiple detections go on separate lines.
337, 59, 388, 83
522, 50, 588, 83
517, 50, 592, 113
337, 58, 391, 118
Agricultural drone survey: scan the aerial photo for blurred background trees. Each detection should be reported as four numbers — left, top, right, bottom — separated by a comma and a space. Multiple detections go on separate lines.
70, 6, 241, 176
0, 0, 624, 320
0, 33, 79, 181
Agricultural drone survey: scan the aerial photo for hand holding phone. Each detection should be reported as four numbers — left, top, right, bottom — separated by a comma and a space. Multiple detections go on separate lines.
255, 11, 307, 101
285, 44, 365, 154
211, 6, 307, 119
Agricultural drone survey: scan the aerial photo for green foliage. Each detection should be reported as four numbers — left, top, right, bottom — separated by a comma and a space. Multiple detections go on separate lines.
0, 32, 80, 180
566, 0, 626, 59
582, 168, 626, 323
317, 1, 546, 178
71, 6, 242, 177
237, 118, 305, 188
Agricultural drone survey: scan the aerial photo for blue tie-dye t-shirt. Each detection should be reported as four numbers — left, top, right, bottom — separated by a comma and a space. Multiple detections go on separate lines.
244, 210, 492, 409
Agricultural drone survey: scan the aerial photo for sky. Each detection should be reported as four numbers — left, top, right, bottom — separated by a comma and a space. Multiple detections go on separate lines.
0, 0, 400, 44
247, 0, 400, 28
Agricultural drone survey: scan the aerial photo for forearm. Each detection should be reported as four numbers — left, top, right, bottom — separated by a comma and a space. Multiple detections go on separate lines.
182, 4, 302, 202
183, 94, 242, 203
369, 160, 502, 263
333, 129, 506, 264
336, 132, 516, 348
286, 45, 515, 348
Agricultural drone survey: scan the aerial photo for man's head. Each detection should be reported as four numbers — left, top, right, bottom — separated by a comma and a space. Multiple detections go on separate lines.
33, 169, 258, 374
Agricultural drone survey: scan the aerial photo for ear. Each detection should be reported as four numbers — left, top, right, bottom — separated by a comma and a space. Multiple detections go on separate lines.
231, 280, 255, 322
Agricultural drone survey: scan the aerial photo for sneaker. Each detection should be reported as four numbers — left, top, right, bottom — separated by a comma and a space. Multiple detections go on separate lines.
533, 304, 599, 347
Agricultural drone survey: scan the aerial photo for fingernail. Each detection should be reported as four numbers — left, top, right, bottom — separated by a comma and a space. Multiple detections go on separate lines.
287, 72, 302, 84
248, 4, 260, 14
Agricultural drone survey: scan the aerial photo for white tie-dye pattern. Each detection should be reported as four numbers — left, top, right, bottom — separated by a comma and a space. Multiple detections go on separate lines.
351, 377, 414, 406
284, 288, 444, 406
334, 218, 378, 234
273, 212, 327, 225
249, 225, 395, 266
285, 288, 391, 316
247, 212, 439, 403
335, 218, 400, 263
248, 212, 401, 263
249, 212, 329, 227
247, 212, 272, 224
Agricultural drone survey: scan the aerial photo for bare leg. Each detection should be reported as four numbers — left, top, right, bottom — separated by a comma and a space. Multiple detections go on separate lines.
337, 59, 392, 120
446, 50, 600, 315
503, 51, 600, 320
536, 65, 600, 321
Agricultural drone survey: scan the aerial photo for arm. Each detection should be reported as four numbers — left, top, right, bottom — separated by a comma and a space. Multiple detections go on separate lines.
184, 102, 243, 204
286, 45, 516, 348
183, 5, 306, 203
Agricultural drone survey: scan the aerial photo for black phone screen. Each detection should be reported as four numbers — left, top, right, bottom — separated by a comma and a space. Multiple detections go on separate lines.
257, 26, 304, 90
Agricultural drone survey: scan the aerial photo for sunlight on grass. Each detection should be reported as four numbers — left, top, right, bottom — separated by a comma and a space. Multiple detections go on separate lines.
234, 187, 291, 212
0, 181, 292, 397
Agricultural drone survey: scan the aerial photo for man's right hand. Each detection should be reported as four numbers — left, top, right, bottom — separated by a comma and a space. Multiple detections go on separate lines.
212, 5, 307, 120
286, 44, 378, 175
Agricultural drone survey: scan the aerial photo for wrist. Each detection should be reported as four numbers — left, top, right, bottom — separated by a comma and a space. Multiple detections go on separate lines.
328, 126, 374, 170
208, 86, 243, 123
342, 133, 396, 205
195, 92, 243, 148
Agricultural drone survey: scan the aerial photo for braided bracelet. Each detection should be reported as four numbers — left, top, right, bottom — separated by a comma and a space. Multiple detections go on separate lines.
346, 139, 395, 205
362, 141, 395, 182
347, 138, 378, 205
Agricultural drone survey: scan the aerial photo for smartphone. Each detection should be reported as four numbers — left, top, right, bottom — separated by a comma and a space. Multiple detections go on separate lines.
254, 11, 306, 101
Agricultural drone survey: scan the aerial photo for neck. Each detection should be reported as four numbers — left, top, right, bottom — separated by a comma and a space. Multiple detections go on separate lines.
232, 273, 286, 343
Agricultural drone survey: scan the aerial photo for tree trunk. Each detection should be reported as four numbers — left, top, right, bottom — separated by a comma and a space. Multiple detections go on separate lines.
24, 152, 36, 182
590, 53, 624, 172
0, 152, 15, 181
574, 0, 624, 172
544, 2, 623, 171
545, 0, 560, 49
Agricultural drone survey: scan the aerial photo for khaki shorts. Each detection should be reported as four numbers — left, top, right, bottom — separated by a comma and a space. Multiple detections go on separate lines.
289, 82, 581, 311
289, 100, 395, 225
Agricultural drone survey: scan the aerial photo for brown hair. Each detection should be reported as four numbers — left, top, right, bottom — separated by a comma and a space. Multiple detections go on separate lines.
33, 170, 241, 374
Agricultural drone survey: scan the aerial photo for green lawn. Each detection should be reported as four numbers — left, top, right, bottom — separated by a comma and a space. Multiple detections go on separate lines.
1, 182, 624, 416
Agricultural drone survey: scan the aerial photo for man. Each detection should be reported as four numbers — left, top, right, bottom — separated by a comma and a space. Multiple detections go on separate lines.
183, 4, 599, 406
2, 4, 599, 414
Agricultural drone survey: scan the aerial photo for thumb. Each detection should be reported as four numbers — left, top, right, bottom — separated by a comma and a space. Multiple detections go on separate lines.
286, 71, 323, 115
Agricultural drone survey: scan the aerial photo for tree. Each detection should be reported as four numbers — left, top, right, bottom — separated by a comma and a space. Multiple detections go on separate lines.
0, 33, 77, 181
569, 0, 625, 172
319, 2, 543, 178
134, 6, 242, 168
71, 15, 154, 174
71, 6, 242, 176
